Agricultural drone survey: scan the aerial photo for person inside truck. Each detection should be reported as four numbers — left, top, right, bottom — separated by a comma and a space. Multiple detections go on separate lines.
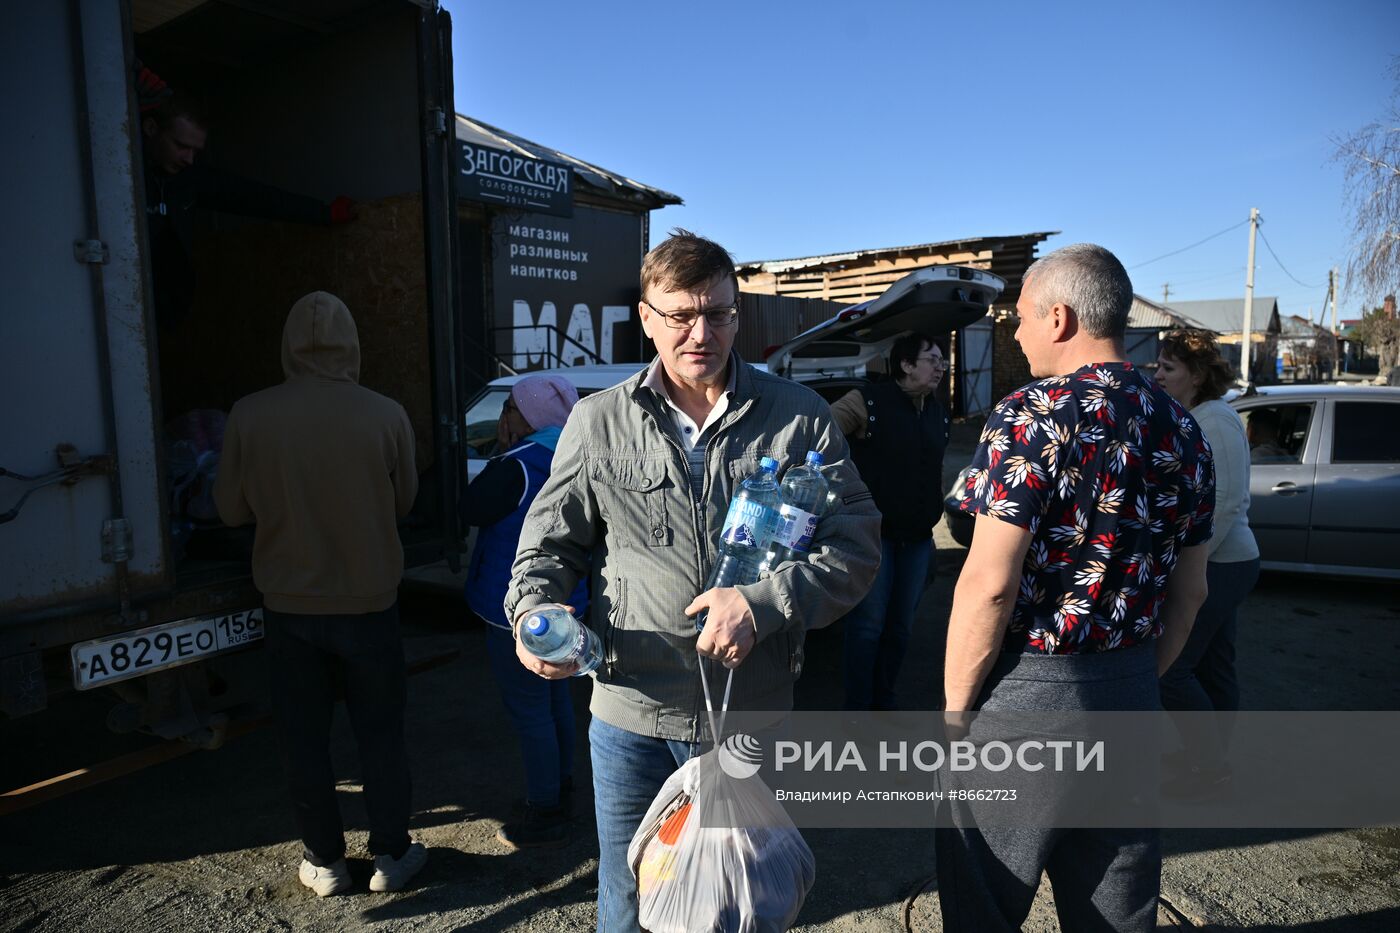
135, 63, 354, 330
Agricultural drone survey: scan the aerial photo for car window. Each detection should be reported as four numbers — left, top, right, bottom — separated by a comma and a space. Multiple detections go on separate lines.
1240, 403, 1312, 464
463, 388, 509, 458
1332, 402, 1400, 463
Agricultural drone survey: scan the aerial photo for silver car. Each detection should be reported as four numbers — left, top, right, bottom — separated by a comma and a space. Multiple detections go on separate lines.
1231, 384, 1400, 580
943, 384, 1400, 581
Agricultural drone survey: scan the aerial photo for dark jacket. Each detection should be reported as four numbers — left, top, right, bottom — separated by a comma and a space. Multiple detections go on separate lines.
464, 440, 586, 629
849, 379, 950, 542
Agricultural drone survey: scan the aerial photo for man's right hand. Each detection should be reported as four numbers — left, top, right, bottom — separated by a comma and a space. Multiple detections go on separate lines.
513, 603, 579, 680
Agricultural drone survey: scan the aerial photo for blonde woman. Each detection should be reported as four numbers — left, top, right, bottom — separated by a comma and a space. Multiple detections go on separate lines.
1154, 329, 1259, 794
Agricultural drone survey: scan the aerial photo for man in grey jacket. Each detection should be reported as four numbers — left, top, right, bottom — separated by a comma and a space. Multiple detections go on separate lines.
505, 229, 881, 931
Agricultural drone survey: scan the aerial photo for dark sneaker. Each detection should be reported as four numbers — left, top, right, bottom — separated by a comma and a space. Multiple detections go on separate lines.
369, 841, 427, 893
496, 804, 570, 849
298, 858, 352, 897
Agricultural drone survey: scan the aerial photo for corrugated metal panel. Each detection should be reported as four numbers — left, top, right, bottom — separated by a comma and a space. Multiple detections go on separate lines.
732, 293, 846, 363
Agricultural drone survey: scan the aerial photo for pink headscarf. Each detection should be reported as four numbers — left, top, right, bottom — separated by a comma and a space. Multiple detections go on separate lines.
511, 374, 580, 431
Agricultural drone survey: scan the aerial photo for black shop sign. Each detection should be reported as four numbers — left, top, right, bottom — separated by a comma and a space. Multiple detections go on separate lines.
459, 141, 573, 218
492, 207, 643, 369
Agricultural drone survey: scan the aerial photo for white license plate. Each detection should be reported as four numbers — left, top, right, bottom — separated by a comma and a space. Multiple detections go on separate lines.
71, 608, 264, 690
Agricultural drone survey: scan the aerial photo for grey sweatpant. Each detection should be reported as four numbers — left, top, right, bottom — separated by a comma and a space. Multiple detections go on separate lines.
936, 642, 1162, 933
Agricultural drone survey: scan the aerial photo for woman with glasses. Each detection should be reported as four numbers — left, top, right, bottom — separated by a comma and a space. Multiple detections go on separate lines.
830, 333, 951, 709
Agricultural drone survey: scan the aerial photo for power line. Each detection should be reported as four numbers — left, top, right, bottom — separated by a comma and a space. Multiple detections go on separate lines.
1129, 218, 1250, 270
1257, 228, 1324, 289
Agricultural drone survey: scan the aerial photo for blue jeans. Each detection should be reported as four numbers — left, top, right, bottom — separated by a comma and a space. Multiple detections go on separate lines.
1159, 557, 1260, 767
589, 717, 700, 932
483, 622, 574, 807
843, 536, 934, 710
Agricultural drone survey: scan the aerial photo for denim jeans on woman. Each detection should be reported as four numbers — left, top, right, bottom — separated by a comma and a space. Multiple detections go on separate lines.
843, 536, 935, 710
483, 621, 574, 808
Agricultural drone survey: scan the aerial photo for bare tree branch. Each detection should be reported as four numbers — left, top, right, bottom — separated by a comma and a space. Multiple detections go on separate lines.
1333, 57, 1400, 304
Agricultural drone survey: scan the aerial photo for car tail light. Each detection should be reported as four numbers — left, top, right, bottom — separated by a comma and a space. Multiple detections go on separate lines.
837, 307, 867, 322
762, 344, 780, 360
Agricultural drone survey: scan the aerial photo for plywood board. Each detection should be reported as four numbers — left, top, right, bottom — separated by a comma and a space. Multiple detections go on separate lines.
158, 193, 435, 469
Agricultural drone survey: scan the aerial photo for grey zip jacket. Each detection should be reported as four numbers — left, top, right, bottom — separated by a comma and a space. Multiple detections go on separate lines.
505, 355, 882, 742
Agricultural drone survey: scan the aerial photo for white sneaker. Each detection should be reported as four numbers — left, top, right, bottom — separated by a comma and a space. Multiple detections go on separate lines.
298, 858, 352, 897
369, 841, 427, 892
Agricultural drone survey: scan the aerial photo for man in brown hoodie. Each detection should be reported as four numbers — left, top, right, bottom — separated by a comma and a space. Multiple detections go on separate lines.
214, 291, 423, 896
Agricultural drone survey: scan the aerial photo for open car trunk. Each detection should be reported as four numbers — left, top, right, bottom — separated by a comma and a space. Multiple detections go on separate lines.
765, 265, 1004, 381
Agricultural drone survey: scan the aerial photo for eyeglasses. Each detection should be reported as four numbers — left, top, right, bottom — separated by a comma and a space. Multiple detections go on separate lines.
917, 354, 949, 371
643, 300, 739, 330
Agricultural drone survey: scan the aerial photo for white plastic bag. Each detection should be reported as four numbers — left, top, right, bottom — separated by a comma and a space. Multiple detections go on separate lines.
627, 667, 815, 932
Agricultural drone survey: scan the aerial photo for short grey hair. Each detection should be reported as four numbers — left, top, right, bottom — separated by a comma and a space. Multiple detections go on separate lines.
1022, 243, 1133, 340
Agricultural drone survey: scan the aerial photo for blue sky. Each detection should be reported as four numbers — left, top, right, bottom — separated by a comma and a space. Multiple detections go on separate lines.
445, 0, 1398, 321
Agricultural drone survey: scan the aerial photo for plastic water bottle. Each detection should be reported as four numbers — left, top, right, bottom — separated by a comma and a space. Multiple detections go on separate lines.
695, 457, 783, 631
519, 606, 602, 676
767, 450, 830, 569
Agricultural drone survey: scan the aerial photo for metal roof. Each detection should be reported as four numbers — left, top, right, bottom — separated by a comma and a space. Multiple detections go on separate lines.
455, 115, 681, 211
734, 232, 1059, 275
1128, 295, 1206, 330
1279, 314, 1334, 337
1165, 297, 1282, 334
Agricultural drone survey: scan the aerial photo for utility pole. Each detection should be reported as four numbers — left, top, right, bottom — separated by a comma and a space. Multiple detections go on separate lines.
1330, 267, 1338, 334
1241, 208, 1260, 384
1330, 266, 1340, 377
1162, 283, 1171, 307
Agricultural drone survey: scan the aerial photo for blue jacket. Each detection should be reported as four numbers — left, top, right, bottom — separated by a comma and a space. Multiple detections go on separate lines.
465, 440, 586, 628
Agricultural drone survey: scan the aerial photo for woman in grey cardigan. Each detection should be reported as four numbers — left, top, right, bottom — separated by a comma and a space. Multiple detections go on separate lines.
1154, 329, 1260, 796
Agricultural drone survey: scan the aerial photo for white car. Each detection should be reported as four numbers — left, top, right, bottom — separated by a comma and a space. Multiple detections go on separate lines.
463, 363, 648, 481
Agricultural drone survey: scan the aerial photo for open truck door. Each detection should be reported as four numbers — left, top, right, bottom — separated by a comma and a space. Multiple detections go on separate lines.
1, 0, 168, 716
416, 3, 465, 573
2, 0, 466, 728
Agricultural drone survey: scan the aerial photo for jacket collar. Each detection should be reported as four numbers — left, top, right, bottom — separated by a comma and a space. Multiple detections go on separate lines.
629, 350, 754, 406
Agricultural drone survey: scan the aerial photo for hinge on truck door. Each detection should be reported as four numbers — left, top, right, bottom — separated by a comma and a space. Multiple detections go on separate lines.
73, 239, 110, 264
428, 107, 447, 137
102, 518, 133, 563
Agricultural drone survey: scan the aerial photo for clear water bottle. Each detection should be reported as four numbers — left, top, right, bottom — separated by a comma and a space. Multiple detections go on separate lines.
695, 457, 783, 632
519, 606, 602, 676
767, 450, 829, 569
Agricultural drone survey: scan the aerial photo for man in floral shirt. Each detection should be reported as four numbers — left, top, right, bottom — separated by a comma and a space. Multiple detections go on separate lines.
937, 244, 1214, 932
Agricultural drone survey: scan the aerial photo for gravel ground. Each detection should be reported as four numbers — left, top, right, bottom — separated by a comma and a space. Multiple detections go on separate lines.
3, 424, 1398, 932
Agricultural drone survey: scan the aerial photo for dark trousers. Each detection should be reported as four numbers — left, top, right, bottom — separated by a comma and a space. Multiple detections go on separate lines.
1159, 557, 1259, 767
264, 604, 412, 865
937, 644, 1162, 933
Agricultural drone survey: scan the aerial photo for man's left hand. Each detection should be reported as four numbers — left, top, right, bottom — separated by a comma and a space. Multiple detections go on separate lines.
687, 588, 756, 669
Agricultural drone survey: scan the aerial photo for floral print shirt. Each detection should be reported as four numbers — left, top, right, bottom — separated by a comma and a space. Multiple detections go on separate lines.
960, 362, 1215, 654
